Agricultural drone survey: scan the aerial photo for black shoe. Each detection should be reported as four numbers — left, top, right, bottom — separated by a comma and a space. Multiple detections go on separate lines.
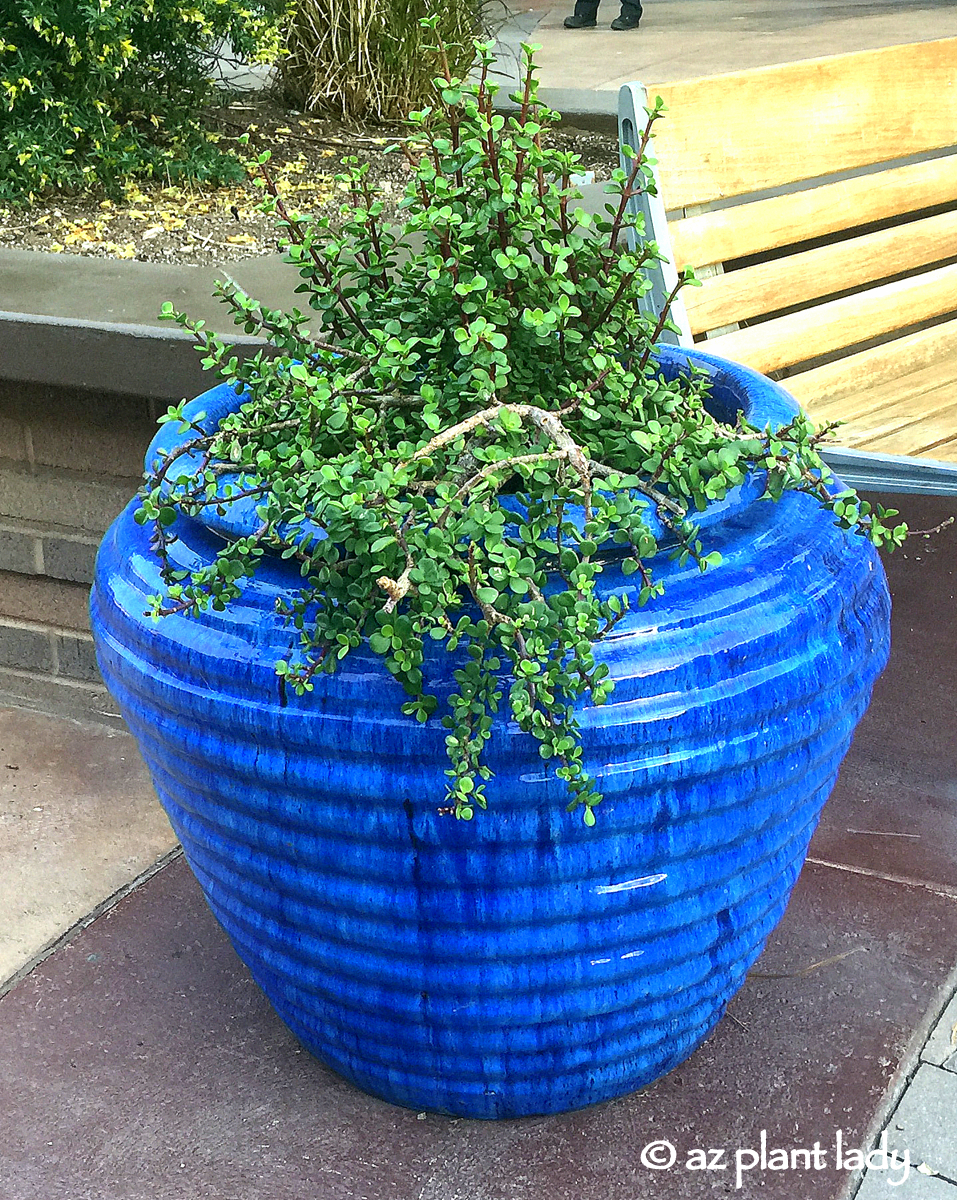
610, 13, 640, 29
564, 13, 598, 27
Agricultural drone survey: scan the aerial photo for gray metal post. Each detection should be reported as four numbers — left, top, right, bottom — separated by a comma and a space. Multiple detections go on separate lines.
617, 82, 692, 346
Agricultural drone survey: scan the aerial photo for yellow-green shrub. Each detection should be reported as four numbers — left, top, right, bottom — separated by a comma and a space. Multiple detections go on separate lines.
0, 0, 283, 203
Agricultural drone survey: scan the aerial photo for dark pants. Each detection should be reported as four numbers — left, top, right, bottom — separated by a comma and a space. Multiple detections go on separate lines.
574, 0, 642, 17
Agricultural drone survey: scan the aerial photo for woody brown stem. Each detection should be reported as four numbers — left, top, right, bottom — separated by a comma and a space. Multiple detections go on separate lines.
636, 273, 690, 373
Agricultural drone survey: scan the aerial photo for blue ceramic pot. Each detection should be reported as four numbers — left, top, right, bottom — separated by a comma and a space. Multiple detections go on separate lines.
90, 346, 890, 1118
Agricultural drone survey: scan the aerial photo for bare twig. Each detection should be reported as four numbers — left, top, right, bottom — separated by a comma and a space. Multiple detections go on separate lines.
636, 273, 689, 373
453, 450, 567, 501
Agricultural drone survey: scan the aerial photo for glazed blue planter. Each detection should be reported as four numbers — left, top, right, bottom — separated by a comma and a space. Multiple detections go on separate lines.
90, 346, 891, 1118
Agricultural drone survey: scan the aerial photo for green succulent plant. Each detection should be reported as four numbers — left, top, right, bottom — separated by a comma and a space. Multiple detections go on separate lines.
141, 27, 905, 824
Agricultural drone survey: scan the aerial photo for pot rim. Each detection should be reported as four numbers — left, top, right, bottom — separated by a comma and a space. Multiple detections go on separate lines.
144, 345, 806, 549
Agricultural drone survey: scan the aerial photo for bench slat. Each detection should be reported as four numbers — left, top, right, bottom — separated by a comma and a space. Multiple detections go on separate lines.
684, 209, 957, 334
814, 369, 957, 445
892, 430, 957, 460
669, 155, 957, 271
703, 263, 957, 375
801, 355, 957, 459
650, 38, 957, 210
863, 399, 957, 458
785, 318, 957, 407
803, 353, 957, 430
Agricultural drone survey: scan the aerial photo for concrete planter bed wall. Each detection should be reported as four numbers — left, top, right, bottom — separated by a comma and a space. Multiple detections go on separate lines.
0, 249, 297, 720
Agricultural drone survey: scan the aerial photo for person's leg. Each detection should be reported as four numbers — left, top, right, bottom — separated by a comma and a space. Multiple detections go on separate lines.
564, 0, 599, 28
611, 0, 640, 29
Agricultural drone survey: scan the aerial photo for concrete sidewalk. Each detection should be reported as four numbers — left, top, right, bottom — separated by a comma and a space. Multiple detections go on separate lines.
496, 0, 957, 112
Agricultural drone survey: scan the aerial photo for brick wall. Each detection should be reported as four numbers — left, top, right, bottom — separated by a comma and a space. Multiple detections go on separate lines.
0, 378, 163, 720
0, 307, 267, 721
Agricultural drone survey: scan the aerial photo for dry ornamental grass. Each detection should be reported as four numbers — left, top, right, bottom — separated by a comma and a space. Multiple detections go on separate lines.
282, 0, 482, 121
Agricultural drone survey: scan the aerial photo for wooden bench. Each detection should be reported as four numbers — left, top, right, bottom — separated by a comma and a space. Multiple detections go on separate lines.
618, 37, 957, 488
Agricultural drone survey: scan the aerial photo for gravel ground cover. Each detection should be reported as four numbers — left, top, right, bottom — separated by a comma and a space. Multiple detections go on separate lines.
0, 98, 619, 267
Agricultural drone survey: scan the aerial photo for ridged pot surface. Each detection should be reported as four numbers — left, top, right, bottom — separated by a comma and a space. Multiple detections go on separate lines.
90, 347, 891, 1118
